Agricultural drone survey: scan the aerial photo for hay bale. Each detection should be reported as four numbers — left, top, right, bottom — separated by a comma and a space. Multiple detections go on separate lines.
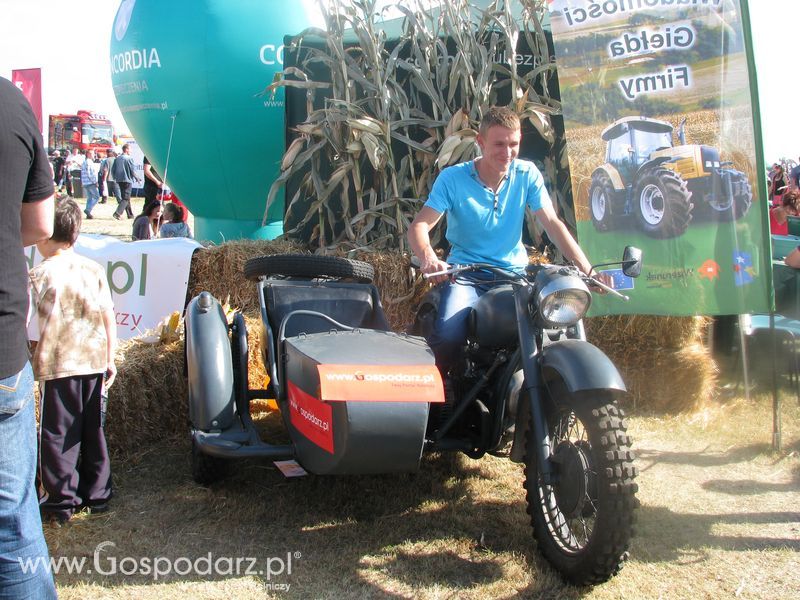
585, 315, 717, 412
187, 239, 306, 312
584, 314, 708, 350
105, 337, 187, 456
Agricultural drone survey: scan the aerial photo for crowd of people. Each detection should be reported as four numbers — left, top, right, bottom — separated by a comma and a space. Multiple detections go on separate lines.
766, 160, 800, 270
50, 145, 192, 240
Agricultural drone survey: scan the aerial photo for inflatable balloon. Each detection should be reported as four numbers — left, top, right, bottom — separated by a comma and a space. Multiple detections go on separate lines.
110, 0, 319, 241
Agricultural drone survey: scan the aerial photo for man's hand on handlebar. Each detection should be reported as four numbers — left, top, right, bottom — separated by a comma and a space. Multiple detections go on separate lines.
421, 257, 452, 285
589, 271, 614, 294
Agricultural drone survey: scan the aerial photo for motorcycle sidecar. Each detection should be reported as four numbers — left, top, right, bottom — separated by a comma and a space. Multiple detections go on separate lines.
185, 255, 443, 484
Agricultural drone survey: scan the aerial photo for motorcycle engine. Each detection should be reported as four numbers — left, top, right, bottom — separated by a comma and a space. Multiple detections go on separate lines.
428, 376, 458, 433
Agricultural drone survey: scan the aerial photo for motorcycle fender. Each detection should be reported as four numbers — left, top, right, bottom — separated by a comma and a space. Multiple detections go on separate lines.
508, 340, 626, 463
186, 292, 236, 431
540, 339, 626, 395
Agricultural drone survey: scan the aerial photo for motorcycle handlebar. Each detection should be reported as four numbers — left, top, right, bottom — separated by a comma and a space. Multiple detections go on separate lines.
422, 263, 520, 280
422, 263, 630, 301
585, 276, 629, 301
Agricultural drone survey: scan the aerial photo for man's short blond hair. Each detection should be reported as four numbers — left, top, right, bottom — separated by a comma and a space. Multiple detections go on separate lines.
479, 106, 521, 135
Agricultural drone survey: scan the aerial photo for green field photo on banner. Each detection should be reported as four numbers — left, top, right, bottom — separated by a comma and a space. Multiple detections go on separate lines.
548, 0, 770, 317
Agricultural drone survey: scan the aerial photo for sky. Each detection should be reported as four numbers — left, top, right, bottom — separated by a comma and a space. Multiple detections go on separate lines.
0, 0, 795, 162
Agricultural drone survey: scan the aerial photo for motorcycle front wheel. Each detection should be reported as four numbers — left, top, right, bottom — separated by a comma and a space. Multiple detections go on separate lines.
523, 394, 638, 585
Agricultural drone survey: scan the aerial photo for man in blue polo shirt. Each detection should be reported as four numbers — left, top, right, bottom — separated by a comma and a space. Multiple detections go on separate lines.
408, 106, 597, 369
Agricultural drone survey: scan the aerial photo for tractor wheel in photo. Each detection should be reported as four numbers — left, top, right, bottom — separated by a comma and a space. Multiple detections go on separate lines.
243, 254, 374, 283
702, 171, 753, 222
588, 173, 617, 232
633, 168, 693, 238
728, 172, 753, 220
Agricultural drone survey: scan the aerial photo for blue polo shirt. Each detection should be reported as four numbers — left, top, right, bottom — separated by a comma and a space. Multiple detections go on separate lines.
424, 159, 551, 269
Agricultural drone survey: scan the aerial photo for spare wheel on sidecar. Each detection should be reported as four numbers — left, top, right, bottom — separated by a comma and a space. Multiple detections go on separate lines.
244, 254, 374, 283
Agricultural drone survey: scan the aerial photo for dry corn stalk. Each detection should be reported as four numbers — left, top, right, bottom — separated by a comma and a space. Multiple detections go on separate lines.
265, 0, 570, 253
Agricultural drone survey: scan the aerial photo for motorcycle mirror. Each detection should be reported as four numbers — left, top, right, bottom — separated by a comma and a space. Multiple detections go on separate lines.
621, 246, 643, 278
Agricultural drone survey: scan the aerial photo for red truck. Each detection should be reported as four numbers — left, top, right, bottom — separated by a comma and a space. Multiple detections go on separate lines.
48, 110, 115, 153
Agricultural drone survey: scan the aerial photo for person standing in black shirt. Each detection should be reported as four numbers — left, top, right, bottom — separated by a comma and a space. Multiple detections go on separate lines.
142, 156, 163, 205
0, 76, 57, 598
51, 150, 66, 191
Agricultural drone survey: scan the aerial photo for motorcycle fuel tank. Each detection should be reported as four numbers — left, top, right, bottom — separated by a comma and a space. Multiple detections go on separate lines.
283, 329, 443, 475
469, 285, 518, 347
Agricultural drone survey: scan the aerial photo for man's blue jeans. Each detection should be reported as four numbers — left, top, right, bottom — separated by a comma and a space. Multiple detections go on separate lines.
427, 272, 498, 371
0, 363, 57, 599
83, 183, 100, 215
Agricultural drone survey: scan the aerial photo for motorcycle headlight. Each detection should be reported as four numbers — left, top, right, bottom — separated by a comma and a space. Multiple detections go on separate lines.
536, 277, 592, 327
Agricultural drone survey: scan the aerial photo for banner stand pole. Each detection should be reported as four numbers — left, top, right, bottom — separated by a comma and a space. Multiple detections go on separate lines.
738, 314, 751, 403
769, 312, 782, 451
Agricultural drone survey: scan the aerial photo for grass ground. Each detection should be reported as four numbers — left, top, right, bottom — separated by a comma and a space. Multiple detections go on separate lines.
44, 392, 799, 599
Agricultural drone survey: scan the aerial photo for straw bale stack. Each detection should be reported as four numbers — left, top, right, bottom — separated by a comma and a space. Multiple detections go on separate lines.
188, 242, 427, 331
106, 241, 718, 455
187, 239, 305, 314
584, 315, 717, 412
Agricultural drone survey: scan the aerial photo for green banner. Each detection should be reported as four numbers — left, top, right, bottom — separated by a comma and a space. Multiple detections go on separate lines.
548, 0, 770, 316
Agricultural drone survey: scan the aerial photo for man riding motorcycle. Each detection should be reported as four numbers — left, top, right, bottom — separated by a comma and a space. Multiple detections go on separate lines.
408, 106, 606, 370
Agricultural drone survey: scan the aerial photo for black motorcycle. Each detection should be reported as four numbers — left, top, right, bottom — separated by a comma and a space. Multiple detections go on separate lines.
185, 247, 642, 586
411, 246, 642, 585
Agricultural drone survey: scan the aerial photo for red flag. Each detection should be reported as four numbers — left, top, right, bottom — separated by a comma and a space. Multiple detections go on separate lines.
11, 68, 43, 131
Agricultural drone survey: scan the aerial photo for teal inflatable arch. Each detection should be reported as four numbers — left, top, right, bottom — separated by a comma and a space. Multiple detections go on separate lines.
110, 0, 316, 241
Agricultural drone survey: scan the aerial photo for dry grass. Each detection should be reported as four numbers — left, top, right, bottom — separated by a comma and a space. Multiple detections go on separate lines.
46, 394, 800, 599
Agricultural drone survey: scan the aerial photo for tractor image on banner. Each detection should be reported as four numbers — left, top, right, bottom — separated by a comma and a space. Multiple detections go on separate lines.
548, 0, 770, 317
589, 116, 753, 239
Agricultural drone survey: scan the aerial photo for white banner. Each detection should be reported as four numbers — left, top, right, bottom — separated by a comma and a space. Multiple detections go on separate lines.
27, 235, 201, 340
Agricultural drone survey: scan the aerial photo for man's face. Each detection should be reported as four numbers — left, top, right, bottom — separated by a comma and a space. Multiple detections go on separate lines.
476, 125, 520, 173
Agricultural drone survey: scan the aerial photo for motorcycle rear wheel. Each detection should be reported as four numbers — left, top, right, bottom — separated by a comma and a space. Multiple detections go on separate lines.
523, 396, 637, 585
